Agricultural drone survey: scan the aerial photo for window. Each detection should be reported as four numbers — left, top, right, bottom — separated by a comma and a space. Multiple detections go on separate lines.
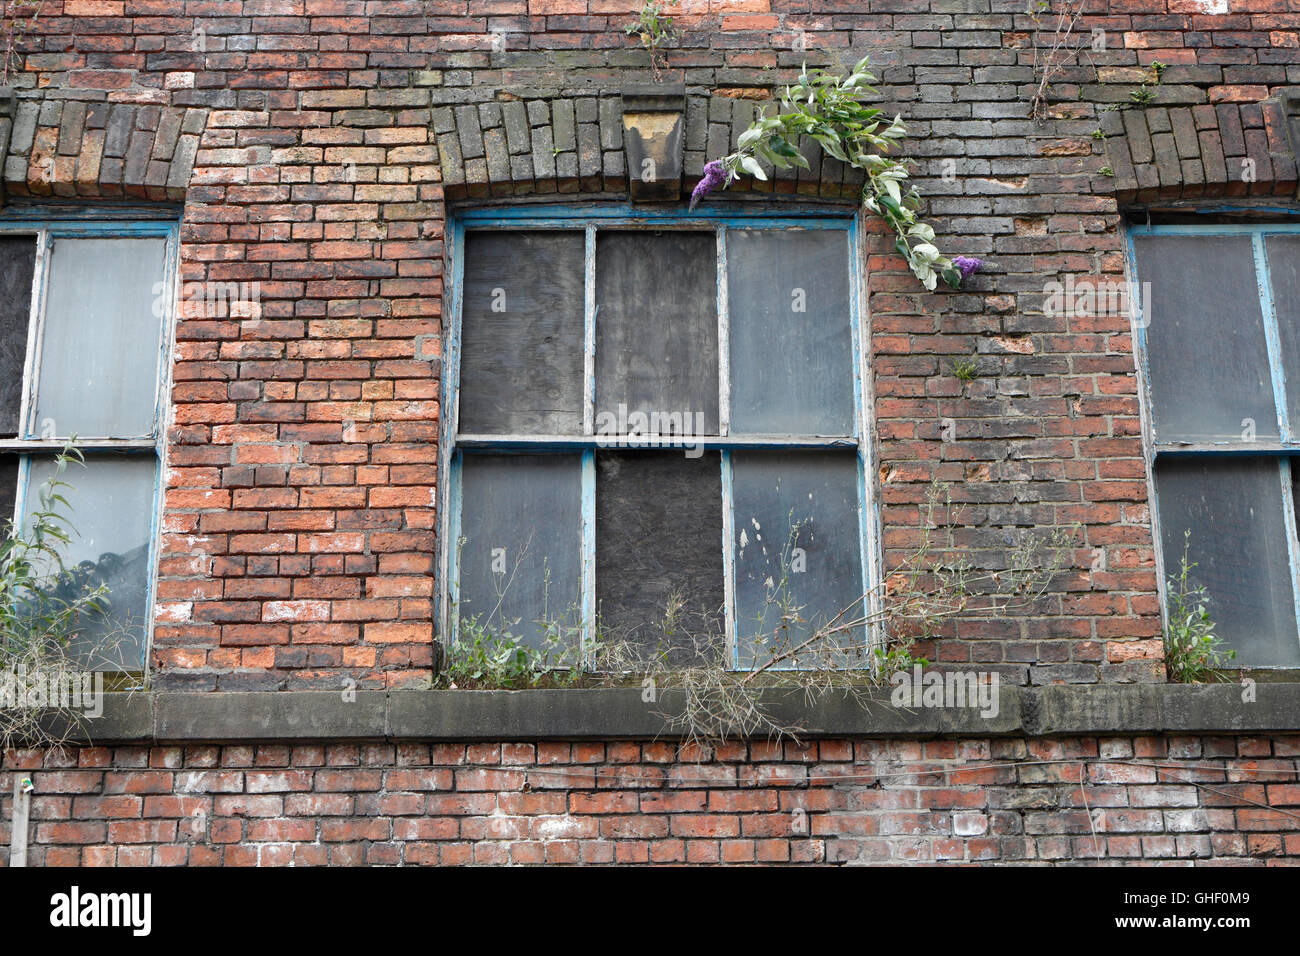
1130, 222, 1300, 667
0, 217, 178, 671
440, 205, 877, 667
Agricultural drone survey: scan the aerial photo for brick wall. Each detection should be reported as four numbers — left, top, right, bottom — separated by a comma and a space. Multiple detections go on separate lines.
2, 2, 1300, 867
15, 0, 1274, 686
3, 2, 1292, 690
5, 735, 1298, 865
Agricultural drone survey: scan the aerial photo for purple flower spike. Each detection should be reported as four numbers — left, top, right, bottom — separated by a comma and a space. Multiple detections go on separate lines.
690, 159, 726, 210
952, 256, 983, 281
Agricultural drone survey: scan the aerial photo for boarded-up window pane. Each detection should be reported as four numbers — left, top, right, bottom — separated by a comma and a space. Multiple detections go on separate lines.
35, 237, 167, 439
596, 450, 724, 660
1136, 235, 1276, 443
595, 232, 719, 435
1155, 457, 1300, 668
457, 453, 583, 649
731, 450, 865, 666
727, 229, 855, 436
1266, 235, 1300, 431
23, 454, 157, 670
0, 236, 35, 438
459, 231, 585, 436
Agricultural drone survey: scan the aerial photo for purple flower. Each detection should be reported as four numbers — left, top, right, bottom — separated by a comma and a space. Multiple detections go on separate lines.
952, 256, 983, 281
690, 159, 726, 210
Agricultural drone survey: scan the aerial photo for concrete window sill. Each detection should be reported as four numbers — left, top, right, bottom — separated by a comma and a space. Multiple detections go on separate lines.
25, 683, 1300, 744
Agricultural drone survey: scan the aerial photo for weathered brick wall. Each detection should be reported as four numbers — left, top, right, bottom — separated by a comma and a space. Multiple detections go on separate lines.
4, 735, 1298, 865
13, 2, 1298, 689
20, 0, 1286, 688
2, 2, 1300, 867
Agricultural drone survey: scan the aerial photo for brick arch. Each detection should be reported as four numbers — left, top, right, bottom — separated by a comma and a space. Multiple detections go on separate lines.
432, 92, 866, 202
1090, 96, 1298, 203
0, 95, 208, 204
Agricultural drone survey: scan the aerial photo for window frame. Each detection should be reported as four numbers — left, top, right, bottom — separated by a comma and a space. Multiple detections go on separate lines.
439, 202, 882, 668
0, 211, 182, 673
1126, 218, 1300, 669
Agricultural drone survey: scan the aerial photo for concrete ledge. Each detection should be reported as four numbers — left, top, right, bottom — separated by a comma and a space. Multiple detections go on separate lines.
156, 691, 388, 742
1029, 682, 1300, 735
15, 682, 1298, 745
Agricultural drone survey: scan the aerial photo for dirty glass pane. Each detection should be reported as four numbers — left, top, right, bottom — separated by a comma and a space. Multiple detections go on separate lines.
595, 450, 724, 662
595, 231, 719, 436
1135, 235, 1275, 443
23, 454, 157, 670
459, 231, 585, 436
727, 228, 855, 436
1155, 457, 1300, 667
0, 453, 16, 531
731, 451, 866, 667
0, 236, 36, 438
457, 453, 583, 651
1265, 235, 1300, 432
34, 237, 168, 439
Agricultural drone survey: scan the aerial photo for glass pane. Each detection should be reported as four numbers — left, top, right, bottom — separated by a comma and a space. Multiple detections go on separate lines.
595, 231, 719, 436
34, 237, 168, 439
456, 453, 583, 650
1155, 457, 1300, 668
595, 450, 724, 662
727, 228, 855, 435
459, 231, 585, 435
0, 452, 16, 533
1265, 235, 1300, 431
0, 236, 36, 438
23, 454, 157, 670
1135, 234, 1276, 443
731, 450, 866, 667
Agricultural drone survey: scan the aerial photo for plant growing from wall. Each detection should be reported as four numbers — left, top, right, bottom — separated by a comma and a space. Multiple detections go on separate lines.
950, 356, 979, 383
438, 482, 1074, 748
0, 0, 42, 86
436, 614, 587, 690
586, 482, 1072, 746
623, 1, 677, 81
690, 56, 982, 292
439, 534, 589, 689
1162, 532, 1236, 683
1027, 0, 1090, 124
0, 444, 135, 754
1093, 60, 1167, 181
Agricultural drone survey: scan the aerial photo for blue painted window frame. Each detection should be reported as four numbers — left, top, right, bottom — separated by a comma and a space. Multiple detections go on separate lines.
0, 211, 182, 674
1126, 218, 1300, 668
439, 202, 882, 668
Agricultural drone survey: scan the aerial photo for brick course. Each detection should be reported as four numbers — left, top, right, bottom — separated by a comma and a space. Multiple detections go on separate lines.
5, 735, 1298, 865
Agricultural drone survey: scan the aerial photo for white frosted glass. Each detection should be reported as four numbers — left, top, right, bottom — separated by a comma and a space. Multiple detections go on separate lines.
34, 237, 167, 438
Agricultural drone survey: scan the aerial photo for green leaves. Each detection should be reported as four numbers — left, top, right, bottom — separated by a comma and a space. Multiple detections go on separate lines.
1163, 531, 1237, 683
439, 609, 592, 689
738, 155, 767, 181
703, 55, 961, 293
0, 442, 114, 665
623, 1, 676, 78
736, 125, 764, 150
